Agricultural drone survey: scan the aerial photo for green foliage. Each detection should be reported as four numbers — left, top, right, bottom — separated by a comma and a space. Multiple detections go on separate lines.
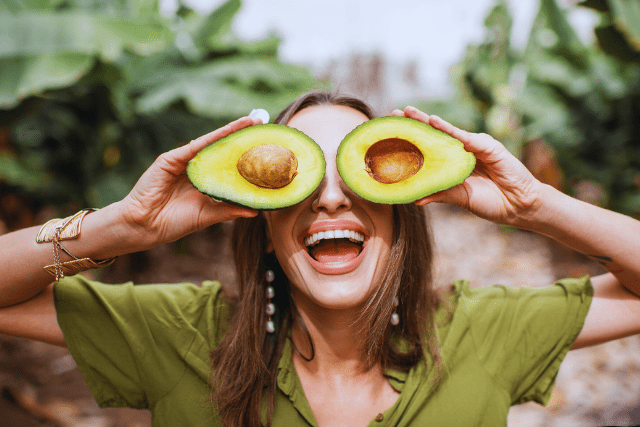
580, 0, 640, 61
520, 0, 640, 216
415, 0, 525, 156
0, 0, 316, 213
415, 0, 640, 217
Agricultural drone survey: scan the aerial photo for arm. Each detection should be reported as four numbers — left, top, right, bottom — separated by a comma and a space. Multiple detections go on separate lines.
510, 184, 640, 348
392, 106, 640, 348
0, 117, 260, 345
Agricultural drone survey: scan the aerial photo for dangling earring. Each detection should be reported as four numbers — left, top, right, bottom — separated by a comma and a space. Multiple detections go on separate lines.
265, 269, 275, 333
390, 296, 400, 326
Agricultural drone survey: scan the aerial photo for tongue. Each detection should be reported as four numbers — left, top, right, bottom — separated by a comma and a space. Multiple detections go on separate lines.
310, 239, 361, 264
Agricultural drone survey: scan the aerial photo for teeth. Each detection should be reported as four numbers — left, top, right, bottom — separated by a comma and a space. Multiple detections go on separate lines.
305, 229, 365, 247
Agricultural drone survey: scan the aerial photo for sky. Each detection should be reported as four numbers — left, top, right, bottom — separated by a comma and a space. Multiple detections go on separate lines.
162, 0, 597, 95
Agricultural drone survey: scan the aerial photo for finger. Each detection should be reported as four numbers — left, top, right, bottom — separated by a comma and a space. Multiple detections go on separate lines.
414, 191, 446, 206
391, 109, 405, 117
428, 115, 495, 155
403, 106, 430, 124
173, 116, 257, 165
227, 203, 259, 217
199, 200, 259, 227
414, 183, 469, 209
414, 195, 437, 206
190, 116, 257, 152
223, 206, 259, 220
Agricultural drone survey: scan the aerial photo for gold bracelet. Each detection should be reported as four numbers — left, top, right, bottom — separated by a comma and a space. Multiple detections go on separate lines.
36, 209, 117, 280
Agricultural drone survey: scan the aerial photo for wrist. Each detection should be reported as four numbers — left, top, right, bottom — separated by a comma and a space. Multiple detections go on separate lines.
510, 183, 557, 231
35, 209, 118, 280
62, 201, 148, 260
511, 183, 580, 236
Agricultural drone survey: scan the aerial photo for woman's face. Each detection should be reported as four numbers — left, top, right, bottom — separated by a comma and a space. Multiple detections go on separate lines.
264, 105, 394, 312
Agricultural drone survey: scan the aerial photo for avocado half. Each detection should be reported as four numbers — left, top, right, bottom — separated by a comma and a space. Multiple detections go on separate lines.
336, 116, 476, 204
187, 124, 325, 210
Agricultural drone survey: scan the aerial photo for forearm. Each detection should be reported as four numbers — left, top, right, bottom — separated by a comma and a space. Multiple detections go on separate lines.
0, 201, 141, 307
517, 183, 640, 294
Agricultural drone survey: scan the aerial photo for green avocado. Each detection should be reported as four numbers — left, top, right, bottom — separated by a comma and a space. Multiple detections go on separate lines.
336, 116, 475, 204
187, 124, 325, 210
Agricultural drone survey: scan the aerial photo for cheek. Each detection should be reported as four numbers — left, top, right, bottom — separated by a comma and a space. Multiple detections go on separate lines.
369, 204, 395, 241
264, 207, 303, 266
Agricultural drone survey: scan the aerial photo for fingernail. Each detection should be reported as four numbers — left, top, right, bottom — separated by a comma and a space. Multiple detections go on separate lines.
249, 109, 270, 124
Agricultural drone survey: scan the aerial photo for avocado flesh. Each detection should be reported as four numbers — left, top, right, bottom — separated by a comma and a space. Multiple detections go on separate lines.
187, 124, 325, 210
336, 116, 476, 204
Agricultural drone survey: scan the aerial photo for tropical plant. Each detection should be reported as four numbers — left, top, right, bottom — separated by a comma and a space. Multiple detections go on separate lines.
415, 0, 640, 217
414, 0, 524, 155
520, 0, 640, 215
0, 0, 315, 223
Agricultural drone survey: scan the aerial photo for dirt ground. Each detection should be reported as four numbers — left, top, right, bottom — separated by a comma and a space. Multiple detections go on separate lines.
1, 204, 639, 426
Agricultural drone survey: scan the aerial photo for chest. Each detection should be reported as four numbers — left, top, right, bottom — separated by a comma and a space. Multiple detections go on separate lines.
299, 374, 401, 427
271, 355, 512, 427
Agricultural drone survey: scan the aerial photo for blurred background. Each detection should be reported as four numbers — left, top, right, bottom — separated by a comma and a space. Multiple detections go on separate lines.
1, 0, 639, 425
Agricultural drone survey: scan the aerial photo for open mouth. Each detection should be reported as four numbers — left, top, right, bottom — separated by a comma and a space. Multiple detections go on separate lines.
304, 229, 365, 264
300, 221, 368, 275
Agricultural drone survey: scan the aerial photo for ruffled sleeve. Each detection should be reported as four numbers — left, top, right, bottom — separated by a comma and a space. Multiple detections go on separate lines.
452, 276, 592, 405
54, 276, 230, 409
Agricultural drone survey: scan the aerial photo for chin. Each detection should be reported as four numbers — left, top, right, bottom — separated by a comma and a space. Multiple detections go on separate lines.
299, 271, 378, 310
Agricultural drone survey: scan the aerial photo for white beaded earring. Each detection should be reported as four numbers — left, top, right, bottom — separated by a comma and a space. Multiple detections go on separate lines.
265, 269, 275, 333
390, 296, 400, 326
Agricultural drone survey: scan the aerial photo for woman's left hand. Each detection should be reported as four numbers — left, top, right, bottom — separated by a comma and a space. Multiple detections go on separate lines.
392, 106, 542, 225
392, 108, 640, 351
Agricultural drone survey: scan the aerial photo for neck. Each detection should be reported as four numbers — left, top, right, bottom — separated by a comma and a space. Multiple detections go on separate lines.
287, 289, 402, 425
290, 292, 371, 377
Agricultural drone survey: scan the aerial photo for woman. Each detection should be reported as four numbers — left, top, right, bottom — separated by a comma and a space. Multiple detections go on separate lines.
0, 91, 639, 427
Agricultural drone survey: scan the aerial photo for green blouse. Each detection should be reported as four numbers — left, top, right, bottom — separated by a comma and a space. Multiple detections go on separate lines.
54, 276, 592, 426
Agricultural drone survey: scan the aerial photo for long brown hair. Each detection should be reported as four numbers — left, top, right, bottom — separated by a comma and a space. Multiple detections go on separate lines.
210, 91, 441, 427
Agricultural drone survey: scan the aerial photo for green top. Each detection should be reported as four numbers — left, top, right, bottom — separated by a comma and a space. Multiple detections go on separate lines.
54, 276, 592, 426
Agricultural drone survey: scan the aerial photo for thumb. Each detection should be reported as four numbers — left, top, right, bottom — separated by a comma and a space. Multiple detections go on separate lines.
198, 198, 259, 225
414, 183, 470, 209
428, 115, 508, 164
169, 116, 257, 169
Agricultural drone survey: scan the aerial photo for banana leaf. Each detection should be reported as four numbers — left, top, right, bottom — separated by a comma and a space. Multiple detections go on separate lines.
608, 0, 640, 50
0, 54, 93, 108
135, 57, 315, 117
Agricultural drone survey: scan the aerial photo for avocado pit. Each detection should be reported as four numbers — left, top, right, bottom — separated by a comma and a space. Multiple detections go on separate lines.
237, 144, 298, 189
364, 138, 424, 184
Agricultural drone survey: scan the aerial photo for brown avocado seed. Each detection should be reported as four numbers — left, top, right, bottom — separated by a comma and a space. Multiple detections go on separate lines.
364, 138, 424, 184
237, 144, 298, 189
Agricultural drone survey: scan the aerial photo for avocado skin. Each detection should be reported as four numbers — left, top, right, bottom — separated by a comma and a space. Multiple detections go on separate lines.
336, 116, 476, 204
187, 124, 325, 210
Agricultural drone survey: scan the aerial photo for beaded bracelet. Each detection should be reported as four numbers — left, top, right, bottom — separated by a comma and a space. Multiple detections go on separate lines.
36, 209, 116, 281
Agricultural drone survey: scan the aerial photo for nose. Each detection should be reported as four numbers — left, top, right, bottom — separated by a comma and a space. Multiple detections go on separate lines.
311, 165, 351, 213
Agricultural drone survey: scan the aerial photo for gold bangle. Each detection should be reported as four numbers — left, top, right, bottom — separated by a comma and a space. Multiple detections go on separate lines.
36, 209, 117, 280
43, 257, 116, 278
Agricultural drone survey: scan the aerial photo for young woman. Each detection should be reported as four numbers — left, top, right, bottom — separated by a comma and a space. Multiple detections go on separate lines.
1, 91, 639, 427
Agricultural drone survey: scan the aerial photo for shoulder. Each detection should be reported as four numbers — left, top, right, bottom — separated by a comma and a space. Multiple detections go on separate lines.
434, 277, 593, 405
55, 275, 227, 309
53, 276, 233, 410
438, 277, 592, 323
435, 276, 593, 364
55, 276, 233, 344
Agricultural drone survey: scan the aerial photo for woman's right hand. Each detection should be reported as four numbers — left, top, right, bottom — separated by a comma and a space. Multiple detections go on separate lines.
0, 116, 258, 310
118, 116, 259, 251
